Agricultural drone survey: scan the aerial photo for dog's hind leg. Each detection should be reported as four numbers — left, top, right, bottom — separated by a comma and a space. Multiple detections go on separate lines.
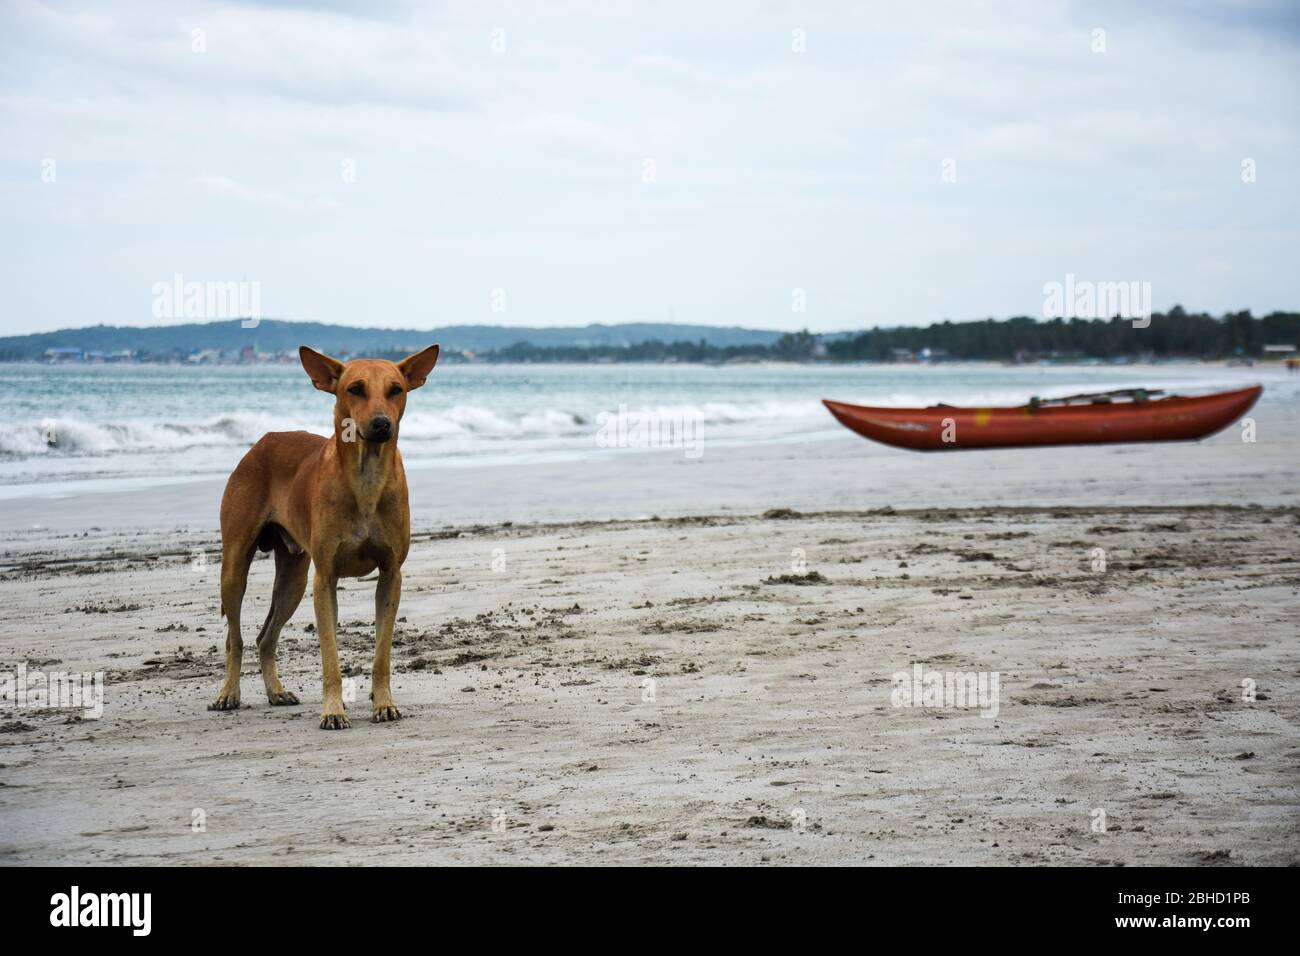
257, 544, 308, 705
210, 532, 256, 711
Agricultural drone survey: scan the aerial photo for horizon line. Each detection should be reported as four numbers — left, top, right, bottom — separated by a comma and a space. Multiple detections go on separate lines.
1, 306, 1289, 341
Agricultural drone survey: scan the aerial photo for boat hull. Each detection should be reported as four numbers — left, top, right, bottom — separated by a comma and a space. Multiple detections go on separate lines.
822, 385, 1263, 451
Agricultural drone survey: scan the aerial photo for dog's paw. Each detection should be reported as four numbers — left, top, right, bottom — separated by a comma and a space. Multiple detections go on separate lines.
372, 704, 402, 723
267, 689, 300, 706
208, 692, 240, 711
319, 711, 351, 730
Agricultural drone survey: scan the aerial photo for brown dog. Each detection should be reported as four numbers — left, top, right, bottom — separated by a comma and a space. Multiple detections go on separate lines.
210, 344, 439, 729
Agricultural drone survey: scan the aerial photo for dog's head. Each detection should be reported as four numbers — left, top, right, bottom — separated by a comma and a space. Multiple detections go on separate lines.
299, 345, 440, 444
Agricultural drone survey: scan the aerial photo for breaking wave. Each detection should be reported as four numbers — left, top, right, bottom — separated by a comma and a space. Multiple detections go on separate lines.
0, 400, 831, 461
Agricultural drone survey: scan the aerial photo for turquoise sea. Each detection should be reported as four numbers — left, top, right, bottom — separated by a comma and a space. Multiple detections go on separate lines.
0, 361, 1289, 495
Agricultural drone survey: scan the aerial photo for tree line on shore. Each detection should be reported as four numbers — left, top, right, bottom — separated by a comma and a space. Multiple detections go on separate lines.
7, 308, 1296, 364
385, 309, 1298, 364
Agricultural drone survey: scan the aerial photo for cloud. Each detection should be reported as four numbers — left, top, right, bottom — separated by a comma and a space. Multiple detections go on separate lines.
0, 0, 1297, 332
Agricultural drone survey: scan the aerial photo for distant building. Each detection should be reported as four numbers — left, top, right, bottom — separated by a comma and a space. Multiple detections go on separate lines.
44, 347, 83, 362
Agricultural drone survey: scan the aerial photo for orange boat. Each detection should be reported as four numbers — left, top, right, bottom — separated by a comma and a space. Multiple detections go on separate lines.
822, 385, 1262, 451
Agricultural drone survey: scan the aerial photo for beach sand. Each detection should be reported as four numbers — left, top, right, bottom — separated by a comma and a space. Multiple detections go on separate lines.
1, 411, 1298, 865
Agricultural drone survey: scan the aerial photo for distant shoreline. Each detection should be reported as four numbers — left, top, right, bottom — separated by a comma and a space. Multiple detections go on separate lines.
3, 311, 1296, 365
0, 357, 1291, 369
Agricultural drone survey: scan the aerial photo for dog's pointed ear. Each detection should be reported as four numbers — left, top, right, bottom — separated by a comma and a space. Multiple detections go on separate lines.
398, 345, 440, 390
299, 346, 345, 394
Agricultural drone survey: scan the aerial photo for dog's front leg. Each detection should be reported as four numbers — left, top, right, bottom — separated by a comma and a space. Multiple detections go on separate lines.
371, 566, 402, 722
312, 568, 349, 729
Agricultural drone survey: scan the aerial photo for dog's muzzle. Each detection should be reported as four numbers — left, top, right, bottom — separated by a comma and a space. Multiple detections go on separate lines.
364, 416, 393, 443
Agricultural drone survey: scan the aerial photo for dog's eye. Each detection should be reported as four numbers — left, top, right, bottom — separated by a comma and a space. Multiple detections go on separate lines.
347, 383, 366, 397
387, 384, 404, 398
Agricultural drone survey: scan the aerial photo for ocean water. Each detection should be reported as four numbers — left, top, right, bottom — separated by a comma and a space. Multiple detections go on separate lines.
0, 361, 1290, 496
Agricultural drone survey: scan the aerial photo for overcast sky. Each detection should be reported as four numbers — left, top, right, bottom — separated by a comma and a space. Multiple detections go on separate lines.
1, 0, 1297, 334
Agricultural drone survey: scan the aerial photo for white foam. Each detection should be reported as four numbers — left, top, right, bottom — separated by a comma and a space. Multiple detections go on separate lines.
0, 363, 1288, 496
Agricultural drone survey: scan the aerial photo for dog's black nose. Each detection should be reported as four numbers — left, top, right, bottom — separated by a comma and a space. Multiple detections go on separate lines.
367, 416, 392, 442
